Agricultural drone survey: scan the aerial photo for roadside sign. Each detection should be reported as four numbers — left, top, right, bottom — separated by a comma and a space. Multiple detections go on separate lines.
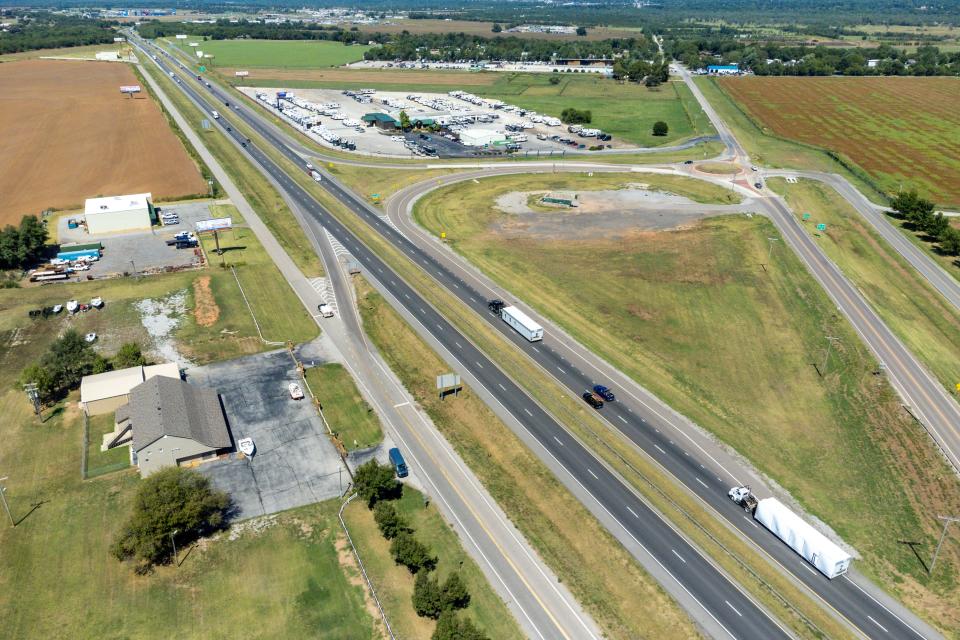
437, 373, 462, 400
201, 119, 210, 129
371, 193, 381, 201
955, 382, 960, 392
440, 231, 447, 239
196, 217, 232, 232
198, 65, 206, 72
816, 223, 827, 231
802, 213, 811, 221
328, 162, 334, 168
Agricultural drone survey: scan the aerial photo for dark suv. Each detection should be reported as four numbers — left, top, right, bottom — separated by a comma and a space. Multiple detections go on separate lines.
582, 391, 604, 409
592, 385, 615, 402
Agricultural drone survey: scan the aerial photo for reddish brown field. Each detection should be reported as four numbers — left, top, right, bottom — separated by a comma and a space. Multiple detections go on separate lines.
719, 76, 960, 205
0, 60, 206, 223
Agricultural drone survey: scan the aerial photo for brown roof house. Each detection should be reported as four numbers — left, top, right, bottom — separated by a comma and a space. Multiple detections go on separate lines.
102, 376, 232, 477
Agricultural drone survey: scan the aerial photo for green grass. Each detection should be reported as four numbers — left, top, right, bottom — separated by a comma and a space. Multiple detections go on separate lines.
414, 174, 960, 636
142, 61, 324, 277
344, 488, 523, 639
695, 76, 888, 205
0, 386, 378, 638
85, 412, 130, 478
304, 363, 382, 451
171, 38, 369, 69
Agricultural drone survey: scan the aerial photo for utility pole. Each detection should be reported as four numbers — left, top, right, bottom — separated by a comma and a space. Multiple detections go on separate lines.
0, 477, 14, 527
767, 237, 779, 262
23, 383, 40, 418
930, 515, 960, 575
821, 336, 841, 377
170, 529, 179, 567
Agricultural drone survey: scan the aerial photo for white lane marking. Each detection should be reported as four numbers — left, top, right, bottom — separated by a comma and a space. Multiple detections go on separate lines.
393, 402, 410, 408
654, 444, 666, 454
524, 408, 533, 416
618, 416, 627, 424
531, 346, 540, 353
626, 506, 639, 518
455, 341, 463, 349
404, 293, 410, 299
725, 601, 742, 617
695, 477, 708, 488
436, 323, 443, 330
557, 367, 565, 374
553, 436, 564, 446
419, 307, 426, 314
587, 469, 599, 480
803, 564, 817, 575
475, 361, 483, 369
671, 549, 686, 563
497, 383, 506, 391
867, 616, 889, 633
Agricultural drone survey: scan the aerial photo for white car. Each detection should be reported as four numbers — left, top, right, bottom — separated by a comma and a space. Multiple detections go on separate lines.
90, 297, 104, 309
84, 332, 97, 343
289, 382, 305, 400
66, 299, 79, 314
238, 437, 256, 457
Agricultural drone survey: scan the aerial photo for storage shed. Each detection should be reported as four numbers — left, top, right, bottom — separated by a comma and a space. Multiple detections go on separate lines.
362, 113, 399, 130
84, 193, 154, 235
80, 362, 181, 416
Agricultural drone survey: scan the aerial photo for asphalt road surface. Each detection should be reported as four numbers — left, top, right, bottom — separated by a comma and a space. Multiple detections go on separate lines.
134, 36, 795, 640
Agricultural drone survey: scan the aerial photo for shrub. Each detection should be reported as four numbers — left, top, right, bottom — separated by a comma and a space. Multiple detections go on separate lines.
373, 500, 409, 539
114, 342, 147, 369
389, 532, 437, 574
440, 571, 471, 611
413, 571, 444, 618
652, 120, 669, 136
549, 75, 561, 85
433, 611, 490, 640
354, 459, 401, 507
111, 467, 231, 569
560, 107, 592, 124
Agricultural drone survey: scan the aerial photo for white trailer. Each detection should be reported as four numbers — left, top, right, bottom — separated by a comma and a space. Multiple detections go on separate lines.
310, 170, 323, 182
754, 498, 852, 579
500, 306, 543, 342
211, 110, 220, 119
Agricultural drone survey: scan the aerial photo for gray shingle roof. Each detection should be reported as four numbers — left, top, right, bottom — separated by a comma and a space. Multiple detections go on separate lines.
128, 377, 231, 452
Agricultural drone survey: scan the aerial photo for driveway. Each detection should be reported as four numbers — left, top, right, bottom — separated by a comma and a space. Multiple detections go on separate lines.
185, 348, 345, 520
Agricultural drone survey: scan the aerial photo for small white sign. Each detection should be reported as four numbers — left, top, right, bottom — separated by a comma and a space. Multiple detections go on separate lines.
119, 85, 141, 94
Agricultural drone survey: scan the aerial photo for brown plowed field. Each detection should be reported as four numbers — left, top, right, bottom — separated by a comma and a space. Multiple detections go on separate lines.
0, 60, 206, 223
718, 76, 960, 205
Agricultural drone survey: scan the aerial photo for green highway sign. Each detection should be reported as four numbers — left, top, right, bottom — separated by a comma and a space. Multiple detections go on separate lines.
199, 65, 206, 72
802, 213, 811, 220
816, 223, 827, 231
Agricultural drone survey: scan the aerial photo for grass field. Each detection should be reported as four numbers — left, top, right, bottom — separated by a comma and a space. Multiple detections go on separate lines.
170, 38, 369, 69
354, 277, 702, 639
355, 18, 639, 41
413, 175, 960, 635
0, 43, 129, 62
85, 412, 130, 478
304, 363, 382, 451
344, 488, 523, 639
717, 76, 960, 207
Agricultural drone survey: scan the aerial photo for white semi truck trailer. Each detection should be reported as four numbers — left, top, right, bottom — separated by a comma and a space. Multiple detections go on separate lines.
488, 300, 543, 342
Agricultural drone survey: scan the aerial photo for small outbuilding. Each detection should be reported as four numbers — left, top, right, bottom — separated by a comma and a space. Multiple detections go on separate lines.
362, 112, 399, 130
80, 362, 181, 416
84, 192, 154, 235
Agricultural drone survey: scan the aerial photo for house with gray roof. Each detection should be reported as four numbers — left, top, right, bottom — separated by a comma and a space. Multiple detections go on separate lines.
105, 376, 232, 477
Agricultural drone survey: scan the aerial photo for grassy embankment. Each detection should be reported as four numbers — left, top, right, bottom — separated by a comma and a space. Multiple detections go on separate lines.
219, 104, 859, 639
354, 276, 702, 640
344, 488, 523, 639
414, 174, 960, 636
304, 363, 382, 451
0, 43, 128, 62
695, 76, 887, 205
142, 60, 324, 277
169, 37, 369, 69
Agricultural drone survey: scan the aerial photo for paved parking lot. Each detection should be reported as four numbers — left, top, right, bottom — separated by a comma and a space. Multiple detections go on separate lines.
56, 201, 217, 277
186, 348, 345, 520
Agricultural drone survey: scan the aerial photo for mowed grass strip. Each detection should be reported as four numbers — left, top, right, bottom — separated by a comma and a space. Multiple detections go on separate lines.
171, 38, 369, 69
414, 175, 960, 635
85, 412, 130, 478
343, 488, 523, 639
142, 60, 324, 277
717, 76, 960, 207
304, 363, 382, 451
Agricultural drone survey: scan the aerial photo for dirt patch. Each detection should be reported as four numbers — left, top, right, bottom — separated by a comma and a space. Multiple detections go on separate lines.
135, 291, 193, 366
0, 59, 206, 223
335, 532, 389, 640
192, 276, 220, 327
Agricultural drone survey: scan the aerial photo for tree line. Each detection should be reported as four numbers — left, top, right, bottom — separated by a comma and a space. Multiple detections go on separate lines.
0, 216, 48, 270
0, 11, 118, 55
889, 190, 960, 257
136, 19, 368, 45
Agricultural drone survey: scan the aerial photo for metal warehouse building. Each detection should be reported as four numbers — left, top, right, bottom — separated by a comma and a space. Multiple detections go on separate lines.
459, 128, 507, 147
84, 192, 154, 235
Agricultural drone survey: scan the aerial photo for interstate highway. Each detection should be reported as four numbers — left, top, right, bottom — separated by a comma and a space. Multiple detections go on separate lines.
132, 36, 794, 640
138, 35, 936, 639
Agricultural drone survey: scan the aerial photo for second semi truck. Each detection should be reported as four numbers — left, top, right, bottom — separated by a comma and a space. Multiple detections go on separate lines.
488, 300, 543, 342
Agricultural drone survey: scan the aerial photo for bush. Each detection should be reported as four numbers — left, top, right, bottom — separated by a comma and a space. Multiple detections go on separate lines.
433, 611, 490, 640
549, 75, 561, 85
560, 108, 592, 125
112, 467, 231, 569
389, 532, 437, 574
652, 120, 669, 136
20, 329, 104, 402
354, 459, 401, 507
113, 342, 147, 369
413, 571, 444, 618
576, 26, 587, 36
440, 571, 471, 611
491, 23, 502, 33
373, 500, 409, 539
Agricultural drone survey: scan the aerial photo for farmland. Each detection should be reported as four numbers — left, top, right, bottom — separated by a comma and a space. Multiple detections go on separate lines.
169, 38, 370, 69
412, 174, 960, 633
0, 60, 207, 224
717, 76, 960, 206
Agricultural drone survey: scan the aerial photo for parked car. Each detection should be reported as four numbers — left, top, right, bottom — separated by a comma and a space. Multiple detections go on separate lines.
592, 385, 615, 402
288, 382, 304, 400
754, 182, 763, 189
84, 332, 97, 343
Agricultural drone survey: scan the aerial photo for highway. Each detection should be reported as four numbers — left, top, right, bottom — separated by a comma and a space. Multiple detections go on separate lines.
133, 35, 796, 640
138, 36, 947, 639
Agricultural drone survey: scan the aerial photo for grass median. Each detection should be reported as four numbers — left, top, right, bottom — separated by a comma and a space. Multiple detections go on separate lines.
304, 363, 382, 451
225, 105, 859, 639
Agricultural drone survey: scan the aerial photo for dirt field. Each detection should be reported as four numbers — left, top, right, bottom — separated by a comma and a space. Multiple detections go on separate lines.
718, 76, 960, 205
0, 60, 207, 223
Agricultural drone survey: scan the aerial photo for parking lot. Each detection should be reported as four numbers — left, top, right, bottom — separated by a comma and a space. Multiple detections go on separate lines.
187, 348, 345, 520
54, 201, 216, 277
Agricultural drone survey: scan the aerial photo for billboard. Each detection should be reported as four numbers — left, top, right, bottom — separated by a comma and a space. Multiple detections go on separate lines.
195, 218, 232, 232
119, 85, 141, 94
175, 34, 187, 39
113, 37, 125, 42
188, 42, 199, 47
196, 50, 203, 58
235, 70, 250, 77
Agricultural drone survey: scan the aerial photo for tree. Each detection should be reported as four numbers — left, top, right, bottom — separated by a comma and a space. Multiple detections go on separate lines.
491, 23, 502, 33
114, 342, 147, 369
398, 110, 412, 131
389, 532, 437, 573
440, 571, 471, 611
433, 611, 490, 640
412, 571, 444, 618
576, 26, 587, 37
560, 108, 592, 125
111, 467, 231, 570
41, 330, 102, 392
926, 212, 950, 239
652, 120, 669, 136
940, 227, 960, 256
549, 75, 561, 85
373, 500, 408, 539
19, 363, 55, 403
353, 459, 401, 507
0, 215, 49, 270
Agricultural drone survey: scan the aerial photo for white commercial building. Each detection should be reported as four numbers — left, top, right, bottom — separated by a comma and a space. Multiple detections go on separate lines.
459, 128, 507, 147
84, 192, 153, 235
